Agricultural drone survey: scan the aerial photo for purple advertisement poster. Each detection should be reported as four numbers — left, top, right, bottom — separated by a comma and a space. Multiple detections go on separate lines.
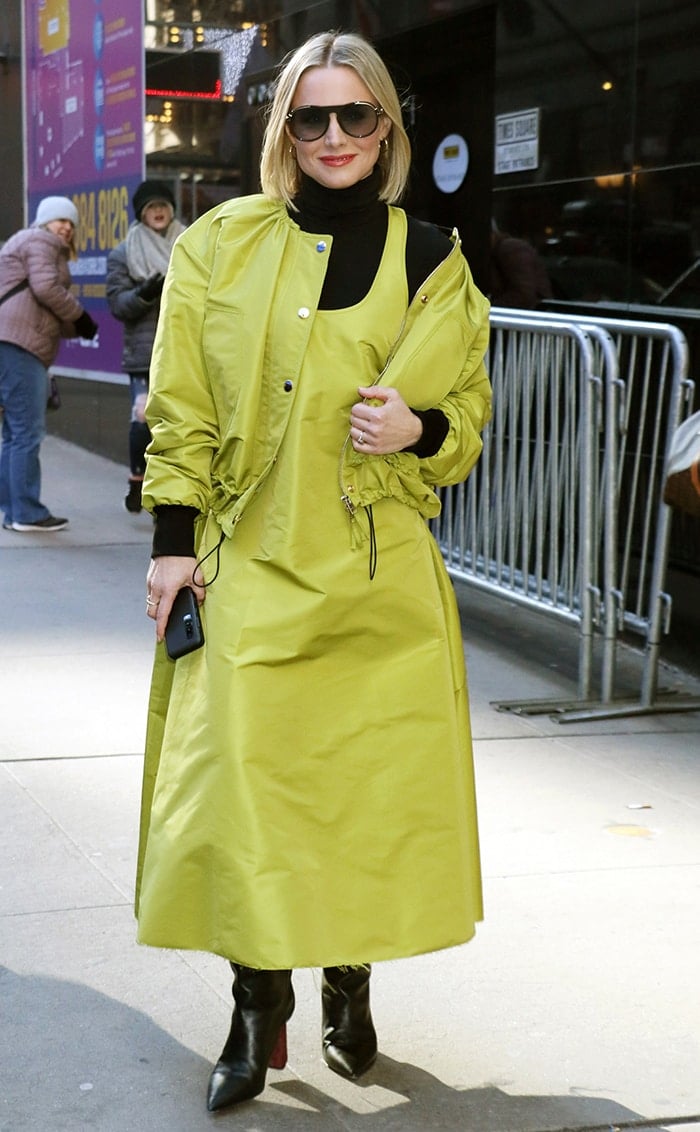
23, 0, 145, 379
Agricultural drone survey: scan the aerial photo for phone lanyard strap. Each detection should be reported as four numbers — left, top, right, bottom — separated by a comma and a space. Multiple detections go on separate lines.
194, 530, 225, 587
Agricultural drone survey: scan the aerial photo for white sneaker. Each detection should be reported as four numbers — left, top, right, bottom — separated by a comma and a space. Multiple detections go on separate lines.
11, 515, 69, 531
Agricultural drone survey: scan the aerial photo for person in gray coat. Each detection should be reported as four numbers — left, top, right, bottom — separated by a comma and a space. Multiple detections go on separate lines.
0, 195, 98, 532
106, 180, 185, 512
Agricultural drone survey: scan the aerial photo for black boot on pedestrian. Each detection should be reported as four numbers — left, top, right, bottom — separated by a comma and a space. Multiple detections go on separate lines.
206, 965, 294, 1112
322, 965, 377, 1080
124, 477, 143, 513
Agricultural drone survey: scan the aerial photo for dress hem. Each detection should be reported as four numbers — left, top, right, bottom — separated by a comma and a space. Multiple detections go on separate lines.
134, 920, 482, 971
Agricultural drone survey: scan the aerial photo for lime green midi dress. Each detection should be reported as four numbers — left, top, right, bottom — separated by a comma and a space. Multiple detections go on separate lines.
135, 206, 484, 969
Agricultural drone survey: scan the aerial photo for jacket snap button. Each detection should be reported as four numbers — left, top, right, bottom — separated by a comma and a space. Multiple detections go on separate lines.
297, 306, 310, 319
420, 294, 429, 304
316, 241, 327, 252
283, 380, 293, 391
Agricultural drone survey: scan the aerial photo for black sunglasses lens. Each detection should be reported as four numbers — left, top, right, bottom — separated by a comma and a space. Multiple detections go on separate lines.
337, 104, 378, 136
289, 103, 380, 140
290, 107, 329, 140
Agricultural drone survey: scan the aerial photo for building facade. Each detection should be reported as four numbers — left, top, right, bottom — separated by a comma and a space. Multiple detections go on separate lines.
1, 0, 699, 453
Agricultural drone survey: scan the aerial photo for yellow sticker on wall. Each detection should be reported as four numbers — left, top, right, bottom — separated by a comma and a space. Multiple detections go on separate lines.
39, 0, 70, 56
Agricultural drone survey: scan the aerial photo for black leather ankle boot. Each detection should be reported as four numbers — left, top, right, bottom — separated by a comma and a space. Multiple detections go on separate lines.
206, 965, 294, 1112
322, 965, 377, 1079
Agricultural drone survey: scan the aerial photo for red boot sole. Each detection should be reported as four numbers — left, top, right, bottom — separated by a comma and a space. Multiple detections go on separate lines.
268, 1023, 287, 1069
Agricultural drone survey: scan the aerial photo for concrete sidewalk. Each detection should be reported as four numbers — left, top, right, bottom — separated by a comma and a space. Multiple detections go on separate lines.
1, 435, 699, 1132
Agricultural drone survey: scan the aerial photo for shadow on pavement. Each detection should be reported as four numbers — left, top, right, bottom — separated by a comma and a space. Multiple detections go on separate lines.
274, 1055, 674, 1131
0, 970, 689, 1131
1, 967, 209, 1130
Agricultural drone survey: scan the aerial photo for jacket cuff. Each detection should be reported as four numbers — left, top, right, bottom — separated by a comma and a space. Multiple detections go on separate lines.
404, 408, 450, 458
152, 505, 199, 557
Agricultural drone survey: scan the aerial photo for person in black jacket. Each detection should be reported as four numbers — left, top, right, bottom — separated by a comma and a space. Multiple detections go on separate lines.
106, 180, 185, 512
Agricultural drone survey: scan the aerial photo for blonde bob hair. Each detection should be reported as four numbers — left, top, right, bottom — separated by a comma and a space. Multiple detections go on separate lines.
260, 30, 412, 209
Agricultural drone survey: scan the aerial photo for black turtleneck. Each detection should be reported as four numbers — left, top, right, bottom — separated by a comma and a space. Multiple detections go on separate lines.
291, 167, 453, 310
152, 170, 452, 558
292, 168, 388, 309
289, 168, 451, 459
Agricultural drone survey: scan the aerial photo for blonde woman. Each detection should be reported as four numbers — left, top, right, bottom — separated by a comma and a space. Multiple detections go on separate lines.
0, 196, 97, 531
136, 31, 491, 1111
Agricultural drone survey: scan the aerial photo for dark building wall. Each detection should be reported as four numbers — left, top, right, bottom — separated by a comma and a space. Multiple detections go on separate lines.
0, 0, 24, 238
378, 8, 496, 292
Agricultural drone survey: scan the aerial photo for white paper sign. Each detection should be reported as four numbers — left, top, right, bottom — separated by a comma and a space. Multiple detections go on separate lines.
495, 108, 540, 174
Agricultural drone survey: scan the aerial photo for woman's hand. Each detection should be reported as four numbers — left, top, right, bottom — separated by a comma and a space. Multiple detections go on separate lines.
146, 556, 206, 642
350, 386, 423, 455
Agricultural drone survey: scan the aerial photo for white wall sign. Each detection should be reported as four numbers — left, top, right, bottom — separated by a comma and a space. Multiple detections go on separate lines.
432, 133, 469, 194
494, 108, 540, 174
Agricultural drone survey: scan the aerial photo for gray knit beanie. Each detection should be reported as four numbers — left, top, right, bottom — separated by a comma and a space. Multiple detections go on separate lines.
33, 196, 79, 228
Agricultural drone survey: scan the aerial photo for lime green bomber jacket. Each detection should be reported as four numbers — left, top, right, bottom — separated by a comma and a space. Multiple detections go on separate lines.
142, 194, 492, 545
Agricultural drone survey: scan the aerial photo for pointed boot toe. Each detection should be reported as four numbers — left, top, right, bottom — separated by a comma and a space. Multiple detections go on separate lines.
322, 1037, 377, 1080
321, 965, 377, 1081
206, 1061, 263, 1111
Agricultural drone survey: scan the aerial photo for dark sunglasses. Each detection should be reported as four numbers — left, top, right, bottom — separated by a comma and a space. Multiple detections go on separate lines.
286, 101, 385, 142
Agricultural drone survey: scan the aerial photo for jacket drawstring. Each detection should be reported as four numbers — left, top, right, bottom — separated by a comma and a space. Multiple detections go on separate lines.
366, 506, 377, 580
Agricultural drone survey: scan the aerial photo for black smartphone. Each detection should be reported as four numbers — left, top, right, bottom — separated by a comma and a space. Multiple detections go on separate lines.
165, 586, 205, 660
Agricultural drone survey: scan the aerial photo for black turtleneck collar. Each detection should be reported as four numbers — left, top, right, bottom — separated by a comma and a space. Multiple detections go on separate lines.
292, 166, 385, 228
287, 165, 452, 322
290, 167, 387, 309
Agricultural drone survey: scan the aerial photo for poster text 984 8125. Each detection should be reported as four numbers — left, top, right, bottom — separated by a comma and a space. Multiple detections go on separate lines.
23, 0, 145, 378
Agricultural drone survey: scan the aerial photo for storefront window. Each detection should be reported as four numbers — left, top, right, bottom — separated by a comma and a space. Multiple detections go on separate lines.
493, 0, 700, 307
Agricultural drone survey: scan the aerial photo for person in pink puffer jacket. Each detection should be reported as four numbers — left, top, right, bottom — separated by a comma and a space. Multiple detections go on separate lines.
0, 196, 98, 531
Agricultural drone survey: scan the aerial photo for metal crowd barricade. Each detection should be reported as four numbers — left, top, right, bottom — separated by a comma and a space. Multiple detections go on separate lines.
433, 314, 603, 702
508, 310, 698, 720
434, 309, 700, 722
